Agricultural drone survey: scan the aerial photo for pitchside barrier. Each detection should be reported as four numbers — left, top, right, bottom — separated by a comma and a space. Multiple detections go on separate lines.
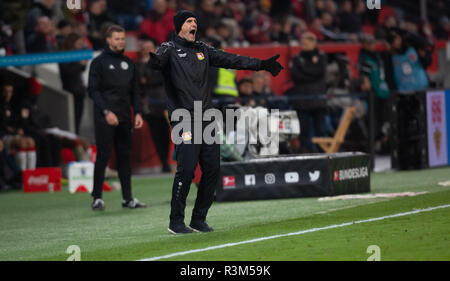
390, 89, 450, 170
216, 152, 370, 202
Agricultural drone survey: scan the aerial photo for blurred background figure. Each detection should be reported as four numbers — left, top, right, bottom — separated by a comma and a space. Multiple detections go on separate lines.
138, 0, 175, 45
86, 0, 117, 50
26, 16, 57, 53
136, 38, 171, 172
58, 33, 88, 134
0, 84, 36, 171
359, 34, 390, 154
286, 32, 328, 153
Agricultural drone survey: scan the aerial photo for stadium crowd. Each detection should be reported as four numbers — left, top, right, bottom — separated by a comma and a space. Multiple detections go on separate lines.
0, 0, 449, 190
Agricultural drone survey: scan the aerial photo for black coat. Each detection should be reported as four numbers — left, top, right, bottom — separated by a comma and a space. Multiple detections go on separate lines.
59, 62, 86, 98
87, 46, 142, 120
286, 48, 328, 111
149, 35, 262, 118
0, 100, 14, 137
137, 62, 166, 116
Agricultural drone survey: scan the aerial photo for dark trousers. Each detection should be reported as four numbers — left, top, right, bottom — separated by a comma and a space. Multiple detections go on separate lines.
92, 109, 132, 201
144, 114, 169, 168
73, 94, 85, 135
297, 109, 329, 153
169, 121, 220, 225
28, 131, 61, 167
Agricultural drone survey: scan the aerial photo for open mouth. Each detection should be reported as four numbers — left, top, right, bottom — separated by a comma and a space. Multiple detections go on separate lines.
189, 29, 196, 36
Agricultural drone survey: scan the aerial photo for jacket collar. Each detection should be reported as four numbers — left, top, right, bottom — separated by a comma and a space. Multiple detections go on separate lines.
103, 46, 125, 57
174, 35, 197, 48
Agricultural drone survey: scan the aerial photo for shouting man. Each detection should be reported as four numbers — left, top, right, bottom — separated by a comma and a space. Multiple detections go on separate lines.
148, 10, 283, 234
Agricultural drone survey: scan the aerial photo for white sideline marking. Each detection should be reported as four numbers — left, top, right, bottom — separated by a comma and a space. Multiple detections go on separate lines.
138, 204, 450, 261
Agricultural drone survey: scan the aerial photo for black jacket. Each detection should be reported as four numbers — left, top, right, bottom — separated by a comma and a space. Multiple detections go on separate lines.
88, 46, 141, 120
149, 35, 262, 118
59, 61, 86, 98
137, 62, 166, 116
0, 98, 14, 138
286, 48, 327, 111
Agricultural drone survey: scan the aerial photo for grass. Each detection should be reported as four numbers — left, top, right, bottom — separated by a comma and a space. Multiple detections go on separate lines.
0, 166, 449, 261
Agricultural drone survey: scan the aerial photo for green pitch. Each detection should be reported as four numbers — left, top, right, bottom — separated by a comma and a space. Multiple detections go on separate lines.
0, 166, 449, 261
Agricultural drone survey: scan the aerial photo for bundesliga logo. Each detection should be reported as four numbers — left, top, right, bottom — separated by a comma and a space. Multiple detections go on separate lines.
334, 167, 369, 181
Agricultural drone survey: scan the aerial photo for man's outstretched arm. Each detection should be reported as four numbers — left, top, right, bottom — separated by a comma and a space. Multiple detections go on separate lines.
148, 42, 173, 70
205, 44, 284, 77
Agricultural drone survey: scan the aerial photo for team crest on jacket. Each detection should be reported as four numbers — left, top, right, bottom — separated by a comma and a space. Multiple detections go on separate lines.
182, 131, 192, 141
196, 52, 205, 61
121, 61, 129, 70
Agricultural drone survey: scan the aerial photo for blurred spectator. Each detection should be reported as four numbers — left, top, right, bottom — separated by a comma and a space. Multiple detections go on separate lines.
216, 20, 234, 47
138, 0, 176, 45
319, 11, 358, 41
436, 16, 450, 40
108, 0, 145, 30
58, 33, 88, 134
0, 138, 22, 191
26, 16, 57, 53
197, 0, 220, 38
0, 84, 37, 171
308, 18, 325, 41
24, 0, 63, 39
56, 20, 72, 49
291, 0, 305, 19
1, 0, 30, 54
269, 0, 292, 21
136, 39, 171, 172
179, 0, 196, 12
72, 21, 93, 49
241, 7, 271, 44
323, 0, 338, 17
374, 15, 397, 41
269, 18, 290, 44
358, 35, 390, 153
402, 17, 419, 34
86, 0, 117, 50
429, 0, 450, 26
315, 0, 326, 18
383, 28, 430, 92
354, 0, 368, 25
320, 12, 337, 33
251, 72, 274, 108
0, 21, 13, 55
338, 0, 362, 34
285, 32, 328, 153
359, 35, 390, 100
15, 99, 62, 168
222, 0, 246, 24
292, 18, 308, 41
237, 77, 256, 107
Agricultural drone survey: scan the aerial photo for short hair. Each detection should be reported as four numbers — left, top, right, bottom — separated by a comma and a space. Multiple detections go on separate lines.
106, 25, 125, 38
239, 77, 253, 86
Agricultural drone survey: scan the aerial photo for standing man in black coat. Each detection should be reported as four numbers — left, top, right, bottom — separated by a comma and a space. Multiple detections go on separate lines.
88, 25, 146, 210
286, 32, 328, 153
148, 10, 283, 234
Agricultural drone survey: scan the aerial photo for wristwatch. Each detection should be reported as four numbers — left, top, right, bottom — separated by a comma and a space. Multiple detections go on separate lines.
103, 109, 110, 116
